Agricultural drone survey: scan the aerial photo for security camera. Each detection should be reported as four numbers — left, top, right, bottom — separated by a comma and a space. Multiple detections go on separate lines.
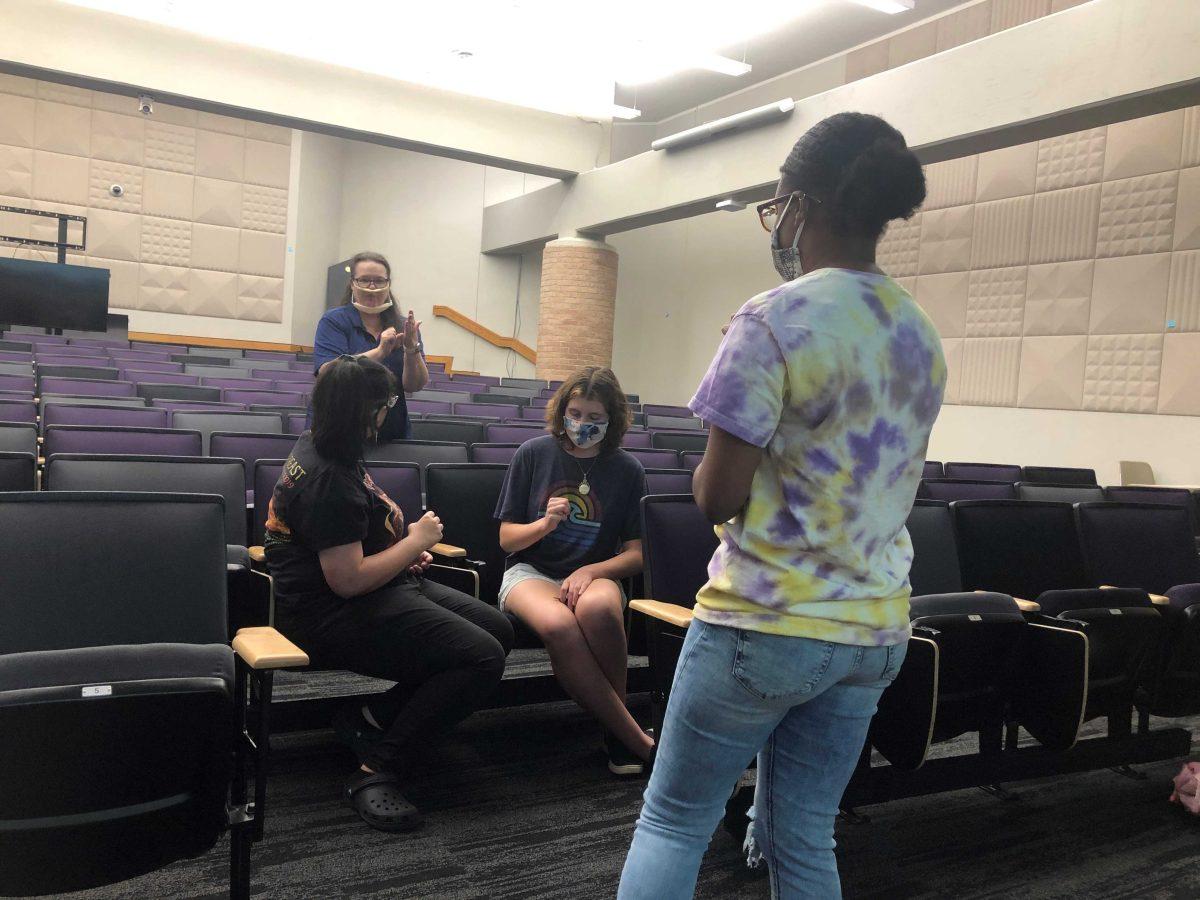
109, 184, 124, 198
137, 95, 154, 116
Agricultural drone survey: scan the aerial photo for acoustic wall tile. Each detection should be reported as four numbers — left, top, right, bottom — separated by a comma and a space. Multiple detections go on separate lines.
196, 112, 245, 136
34, 101, 91, 156
887, 22, 937, 68
1174, 166, 1200, 251
149, 104, 198, 127
144, 121, 195, 174
191, 223, 240, 271
241, 184, 287, 233
238, 275, 285, 323
139, 263, 191, 314
1029, 184, 1100, 263
189, 269, 239, 318
91, 90, 142, 117
1184, 107, 1200, 168
244, 139, 290, 189
895, 276, 916, 296
1036, 128, 1105, 192
0, 94, 37, 147
87, 258, 140, 309
31, 151, 89, 205
960, 337, 1021, 406
1017, 335, 1086, 410
238, 229, 286, 278
1097, 172, 1178, 257
1083, 333, 1162, 413
1050, 0, 1089, 9
86, 208, 141, 261
1089, 253, 1170, 335
877, 214, 921, 277
971, 196, 1032, 269
245, 121, 291, 145
966, 266, 1027, 337
941, 337, 963, 405
142, 169, 195, 220
193, 177, 242, 229
976, 142, 1037, 201
29, 201, 85, 244
845, 41, 889, 82
1157, 333, 1200, 415
914, 271, 969, 337
90, 110, 144, 165
0, 74, 38, 97
919, 205, 974, 274
1024, 260, 1093, 335
1166, 250, 1200, 331
936, 1, 991, 52
0, 194, 36, 240
140, 216, 191, 267
1103, 111, 1184, 181
923, 156, 977, 210
990, 0, 1049, 31
0, 144, 33, 198
195, 130, 244, 181
37, 82, 92, 107
88, 160, 142, 212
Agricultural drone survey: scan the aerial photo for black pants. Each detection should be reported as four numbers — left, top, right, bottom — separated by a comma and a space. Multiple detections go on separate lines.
278, 576, 514, 774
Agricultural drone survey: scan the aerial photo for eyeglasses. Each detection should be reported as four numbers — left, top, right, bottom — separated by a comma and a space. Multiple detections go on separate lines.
352, 277, 390, 289
755, 191, 821, 233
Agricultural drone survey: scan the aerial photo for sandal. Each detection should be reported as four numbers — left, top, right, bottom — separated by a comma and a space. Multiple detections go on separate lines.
344, 772, 423, 833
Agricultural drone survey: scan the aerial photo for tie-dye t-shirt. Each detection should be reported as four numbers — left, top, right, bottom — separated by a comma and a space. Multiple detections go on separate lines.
689, 268, 946, 645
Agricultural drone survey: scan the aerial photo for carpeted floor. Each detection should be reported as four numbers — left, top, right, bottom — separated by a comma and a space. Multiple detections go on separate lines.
44, 700, 1200, 900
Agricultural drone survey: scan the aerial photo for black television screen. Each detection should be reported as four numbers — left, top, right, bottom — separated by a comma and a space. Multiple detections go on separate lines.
0, 258, 110, 332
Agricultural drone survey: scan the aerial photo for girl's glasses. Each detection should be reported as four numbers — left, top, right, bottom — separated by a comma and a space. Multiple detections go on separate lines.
755, 191, 821, 233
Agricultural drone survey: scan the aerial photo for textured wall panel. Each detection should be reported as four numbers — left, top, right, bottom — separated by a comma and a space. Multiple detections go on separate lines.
246, 122, 292, 145
194, 177, 242, 228
936, 1, 992, 52
87, 208, 141, 261
1036, 128, 1106, 192
919, 205, 974, 274
991, 0, 1049, 31
1103, 110, 1184, 181
960, 337, 1021, 406
923, 156, 978, 210
0, 144, 33, 199
31, 150, 89, 205
139, 263, 191, 314
1024, 260, 1093, 336
888, 22, 937, 68
189, 269, 240, 318
237, 274, 285, 323
191, 223, 241, 271
239, 229, 286, 278
87, 257, 139, 308
1166, 250, 1200, 331
845, 41, 889, 82
914, 271, 969, 338
196, 112, 245, 136
966, 266, 1027, 337
1184, 107, 1200, 169
1174, 166, 1200, 251
1089, 253, 1170, 335
0, 94, 36, 147
149, 103, 198, 128
142, 168, 195, 221
1097, 172, 1178, 258
90, 110, 144, 165
1029, 183, 1101, 263
244, 139, 290, 189
977, 142, 1037, 202
141, 216, 191, 267
144, 121, 196, 174
1157, 333, 1200, 415
0, 193, 34, 239
1017, 334, 1087, 409
37, 82, 91, 107
1050, 0, 1089, 9
242, 184, 288, 233
195, 130, 244, 182
1083, 333, 1162, 413
88, 159, 142, 213
34, 101, 90, 156
0, 74, 37, 97
941, 337, 964, 405
30, 202, 85, 244
971, 196, 1032, 269
877, 214, 921, 277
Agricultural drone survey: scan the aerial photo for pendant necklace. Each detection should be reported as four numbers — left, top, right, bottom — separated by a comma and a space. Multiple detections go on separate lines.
569, 452, 600, 496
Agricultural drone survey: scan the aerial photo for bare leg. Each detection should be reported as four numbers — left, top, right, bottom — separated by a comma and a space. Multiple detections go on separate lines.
573, 579, 629, 701
506, 580, 653, 760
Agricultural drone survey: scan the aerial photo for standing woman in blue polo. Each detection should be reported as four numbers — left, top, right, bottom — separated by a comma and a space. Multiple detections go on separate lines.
312, 251, 429, 439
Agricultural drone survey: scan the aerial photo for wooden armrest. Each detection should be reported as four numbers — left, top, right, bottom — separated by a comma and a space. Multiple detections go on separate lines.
1013, 598, 1041, 613
431, 542, 467, 559
232, 626, 308, 669
1149, 593, 1170, 606
248, 545, 265, 564
629, 599, 694, 629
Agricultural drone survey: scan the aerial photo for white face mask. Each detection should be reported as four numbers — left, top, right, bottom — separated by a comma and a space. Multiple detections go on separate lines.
564, 417, 608, 449
770, 193, 805, 282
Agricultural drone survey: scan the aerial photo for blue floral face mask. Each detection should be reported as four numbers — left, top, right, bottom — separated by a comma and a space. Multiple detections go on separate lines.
564, 417, 608, 449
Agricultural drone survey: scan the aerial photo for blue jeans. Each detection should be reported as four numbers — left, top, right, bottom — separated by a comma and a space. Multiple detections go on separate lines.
619, 619, 905, 900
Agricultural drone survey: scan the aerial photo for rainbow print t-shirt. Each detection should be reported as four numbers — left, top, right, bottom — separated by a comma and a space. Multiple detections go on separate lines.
689, 268, 946, 645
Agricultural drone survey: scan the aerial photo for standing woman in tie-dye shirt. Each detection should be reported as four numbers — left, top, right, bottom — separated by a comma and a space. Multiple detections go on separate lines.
620, 113, 944, 899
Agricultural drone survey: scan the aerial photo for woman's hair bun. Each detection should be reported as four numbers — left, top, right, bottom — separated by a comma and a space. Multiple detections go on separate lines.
831, 136, 927, 239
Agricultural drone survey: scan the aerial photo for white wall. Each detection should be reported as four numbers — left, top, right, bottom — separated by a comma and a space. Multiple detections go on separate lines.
290, 130, 344, 346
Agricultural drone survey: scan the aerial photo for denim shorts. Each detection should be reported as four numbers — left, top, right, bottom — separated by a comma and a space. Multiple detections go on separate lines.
498, 562, 628, 611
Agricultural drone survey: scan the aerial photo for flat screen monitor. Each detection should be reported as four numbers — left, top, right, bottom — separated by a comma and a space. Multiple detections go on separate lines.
0, 258, 110, 332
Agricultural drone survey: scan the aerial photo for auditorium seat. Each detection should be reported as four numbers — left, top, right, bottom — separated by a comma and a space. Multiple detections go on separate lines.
40, 394, 149, 412
642, 404, 692, 418
500, 377, 547, 391
152, 399, 246, 413
1105, 486, 1200, 537
412, 388, 476, 404
425, 463, 509, 608
34, 353, 109, 367
650, 430, 709, 454
918, 478, 1017, 501
905, 500, 964, 596
37, 364, 119, 382
138, 383, 223, 403
646, 414, 703, 431
0, 350, 32, 364
0, 451, 35, 490
171, 411, 283, 454
520, 406, 550, 420
231, 358, 290, 371
470, 443, 520, 464
210, 432, 299, 497
1022, 465, 1097, 486
172, 354, 232, 367
679, 450, 703, 471
202, 377, 276, 391
626, 447, 680, 469
43, 402, 169, 430
262, 368, 313, 384
472, 392, 531, 407
364, 441, 469, 488
40, 377, 137, 398
36, 344, 111, 357
455, 402, 521, 419
107, 349, 173, 363
0, 492, 299, 898
644, 468, 693, 495
486, 423, 546, 444
185, 363, 246, 379
923, 460, 944, 478
0, 361, 33, 378
622, 431, 653, 448
118, 369, 199, 385
43, 424, 203, 459
407, 399, 454, 417
0, 338, 33, 353
244, 349, 296, 361
186, 346, 242, 359
0, 422, 38, 455
0, 398, 37, 424
1015, 482, 1106, 503
112, 360, 183, 374
287, 413, 307, 435
0, 371, 35, 392
1075, 502, 1200, 597
411, 418, 488, 445
223, 389, 306, 407
943, 462, 1022, 481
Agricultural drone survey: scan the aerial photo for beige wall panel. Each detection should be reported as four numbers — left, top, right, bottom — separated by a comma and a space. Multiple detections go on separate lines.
1029, 183, 1100, 263
972, 196, 1033, 269
936, 1, 992, 52
1017, 334, 1087, 409
239, 229, 286, 278
1089, 253, 1170, 335
37, 81, 91, 107
1097, 171, 1178, 257
991, 0, 1049, 31
0, 94, 35, 147
961, 336, 1021, 406
0, 143, 32, 198
966, 266, 1027, 337
195, 129, 244, 182
877, 214, 922, 277
139, 262, 191, 314
915, 271, 970, 338
87, 257, 139, 308
190, 222, 240, 271
1036, 127, 1106, 192
888, 22, 937, 69
976, 141, 1037, 202
1024, 260, 1093, 335
237, 274, 285, 323
189, 269, 240, 318
1050, 0, 1090, 10
194, 176, 243, 228
85, 207, 141, 261
1157, 333, 1200, 415
1173, 166, 1200, 251
196, 111, 245, 136
142, 168, 195, 220
1083, 333, 1162, 413
90, 110, 144, 165
1183, 107, 1200, 169
1166, 250, 1200, 331
35, 100, 90, 156
32, 150, 89, 205
0, 74, 37, 97
244, 139, 290, 189
845, 41, 889, 82
144, 121, 196, 174
941, 337, 964, 405
88, 159, 142, 213
919, 204, 974, 274
1103, 110, 1184, 181
140, 215, 191, 267
245, 122, 291, 145
241, 184, 288, 233
923, 156, 978, 210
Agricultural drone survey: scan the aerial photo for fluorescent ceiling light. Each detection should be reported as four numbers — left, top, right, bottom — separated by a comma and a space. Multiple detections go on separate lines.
610, 105, 643, 120
62, 0, 832, 119
850, 0, 916, 13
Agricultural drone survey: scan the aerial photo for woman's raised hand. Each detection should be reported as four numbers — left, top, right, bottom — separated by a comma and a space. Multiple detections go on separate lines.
401, 309, 422, 352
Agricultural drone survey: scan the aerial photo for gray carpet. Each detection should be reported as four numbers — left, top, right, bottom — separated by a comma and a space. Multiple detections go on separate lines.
50, 701, 1200, 900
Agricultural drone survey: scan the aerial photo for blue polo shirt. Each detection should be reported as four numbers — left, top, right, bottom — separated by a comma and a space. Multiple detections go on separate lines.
311, 304, 424, 441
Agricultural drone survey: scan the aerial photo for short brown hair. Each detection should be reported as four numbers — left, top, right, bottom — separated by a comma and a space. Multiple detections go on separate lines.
545, 366, 630, 454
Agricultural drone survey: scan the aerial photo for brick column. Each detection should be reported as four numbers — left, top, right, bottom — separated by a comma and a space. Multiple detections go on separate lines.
536, 237, 618, 381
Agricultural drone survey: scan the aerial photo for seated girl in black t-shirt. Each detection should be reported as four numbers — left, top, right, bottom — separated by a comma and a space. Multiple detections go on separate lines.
265, 355, 513, 833
494, 366, 653, 775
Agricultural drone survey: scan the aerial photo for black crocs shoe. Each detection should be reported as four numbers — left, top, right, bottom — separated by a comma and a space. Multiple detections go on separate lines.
605, 730, 646, 777
344, 771, 423, 833
332, 703, 383, 762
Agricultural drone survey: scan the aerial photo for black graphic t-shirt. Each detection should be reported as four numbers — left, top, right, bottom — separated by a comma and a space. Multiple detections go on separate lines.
264, 431, 405, 609
494, 434, 646, 580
